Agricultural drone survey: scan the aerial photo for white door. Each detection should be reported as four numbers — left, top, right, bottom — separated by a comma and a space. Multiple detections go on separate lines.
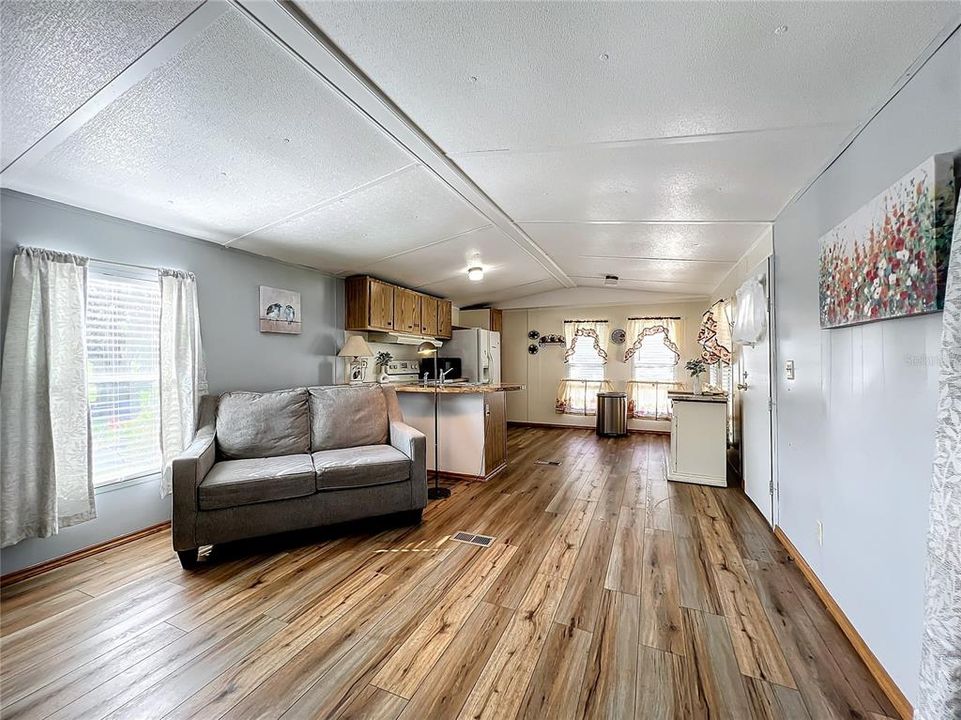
739, 258, 774, 525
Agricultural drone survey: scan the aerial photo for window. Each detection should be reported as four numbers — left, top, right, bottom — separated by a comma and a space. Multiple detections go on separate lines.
567, 335, 605, 380
627, 327, 680, 420
85, 266, 161, 486
631, 329, 678, 383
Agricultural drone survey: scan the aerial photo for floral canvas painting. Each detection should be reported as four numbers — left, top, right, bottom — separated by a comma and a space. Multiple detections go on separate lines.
818, 154, 956, 329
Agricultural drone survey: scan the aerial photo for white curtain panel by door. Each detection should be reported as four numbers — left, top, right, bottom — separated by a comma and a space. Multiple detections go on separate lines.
917, 196, 961, 720
159, 269, 207, 497
732, 277, 767, 346
0, 247, 95, 547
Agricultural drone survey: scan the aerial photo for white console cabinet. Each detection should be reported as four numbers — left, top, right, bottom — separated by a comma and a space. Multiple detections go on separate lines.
668, 392, 728, 487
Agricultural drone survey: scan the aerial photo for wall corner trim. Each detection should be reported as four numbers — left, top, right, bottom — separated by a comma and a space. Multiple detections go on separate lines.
773, 525, 914, 720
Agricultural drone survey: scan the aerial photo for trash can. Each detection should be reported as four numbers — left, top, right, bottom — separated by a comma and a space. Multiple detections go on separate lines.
596, 391, 628, 437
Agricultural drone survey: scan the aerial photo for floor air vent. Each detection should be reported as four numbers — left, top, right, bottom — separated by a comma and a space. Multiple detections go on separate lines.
535, 459, 562, 466
452, 531, 495, 547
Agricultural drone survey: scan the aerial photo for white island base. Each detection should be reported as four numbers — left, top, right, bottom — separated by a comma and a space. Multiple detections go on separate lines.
396, 386, 512, 481
668, 392, 728, 487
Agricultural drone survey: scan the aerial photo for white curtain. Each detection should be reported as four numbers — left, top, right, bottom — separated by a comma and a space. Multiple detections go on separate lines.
733, 278, 767, 346
555, 379, 615, 416
917, 196, 961, 720
0, 247, 95, 547
159, 269, 207, 497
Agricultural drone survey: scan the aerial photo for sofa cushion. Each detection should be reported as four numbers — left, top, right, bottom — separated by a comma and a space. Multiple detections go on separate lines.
199, 454, 315, 510
217, 388, 309, 460
308, 385, 389, 452
312, 445, 410, 490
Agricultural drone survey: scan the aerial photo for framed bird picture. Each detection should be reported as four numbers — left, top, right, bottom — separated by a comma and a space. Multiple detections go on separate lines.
259, 285, 302, 334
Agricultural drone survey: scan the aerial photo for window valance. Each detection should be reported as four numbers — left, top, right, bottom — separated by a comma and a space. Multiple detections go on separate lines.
624, 317, 681, 364
563, 320, 609, 363
697, 301, 732, 365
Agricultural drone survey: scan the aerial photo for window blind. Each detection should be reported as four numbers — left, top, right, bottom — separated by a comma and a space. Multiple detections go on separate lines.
567, 337, 605, 380
631, 329, 678, 383
85, 268, 161, 486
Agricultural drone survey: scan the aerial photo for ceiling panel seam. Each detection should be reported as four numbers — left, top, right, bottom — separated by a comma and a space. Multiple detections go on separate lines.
223, 162, 421, 246
364, 223, 496, 266
520, 220, 771, 226
0, 0, 230, 177
231, 0, 576, 289
577, 255, 739, 265
444, 122, 851, 159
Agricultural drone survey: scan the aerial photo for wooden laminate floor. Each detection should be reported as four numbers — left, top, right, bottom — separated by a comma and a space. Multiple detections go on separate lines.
1, 428, 899, 720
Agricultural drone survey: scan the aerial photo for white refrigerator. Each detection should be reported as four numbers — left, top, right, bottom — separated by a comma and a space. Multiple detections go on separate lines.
446, 328, 501, 384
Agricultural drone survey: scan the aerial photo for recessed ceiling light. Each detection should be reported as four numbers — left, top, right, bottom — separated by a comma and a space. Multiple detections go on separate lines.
467, 266, 484, 282
774, 24, 788, 35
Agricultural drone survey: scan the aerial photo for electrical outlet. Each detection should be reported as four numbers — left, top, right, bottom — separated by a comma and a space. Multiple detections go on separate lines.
817, 521, 823, 546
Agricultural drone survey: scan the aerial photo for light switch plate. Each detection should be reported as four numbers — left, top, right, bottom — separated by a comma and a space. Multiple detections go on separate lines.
785, 360, 795, 380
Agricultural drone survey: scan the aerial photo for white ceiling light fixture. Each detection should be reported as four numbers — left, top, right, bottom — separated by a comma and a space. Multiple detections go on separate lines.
468, 265, 484, 282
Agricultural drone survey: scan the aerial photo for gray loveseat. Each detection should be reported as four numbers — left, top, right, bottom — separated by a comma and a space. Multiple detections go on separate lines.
171, 384, 427, 567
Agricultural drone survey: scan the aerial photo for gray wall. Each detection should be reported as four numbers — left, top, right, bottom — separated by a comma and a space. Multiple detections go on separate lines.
0, 190, 345, 573
773, 29, 960, 703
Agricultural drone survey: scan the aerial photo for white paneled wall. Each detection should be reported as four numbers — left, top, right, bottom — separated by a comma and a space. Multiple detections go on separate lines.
501, 301, 706, 431
772, 29, 960, 704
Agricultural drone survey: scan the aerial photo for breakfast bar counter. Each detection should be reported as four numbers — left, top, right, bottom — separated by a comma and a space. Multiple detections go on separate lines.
394, 384, 524, 480
393, 383, 524, 394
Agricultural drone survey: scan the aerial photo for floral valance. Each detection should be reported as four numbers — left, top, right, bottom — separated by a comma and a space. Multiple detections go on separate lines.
698, 300, 733, 365
563, 320, 609, 363
624, 317, 681, 364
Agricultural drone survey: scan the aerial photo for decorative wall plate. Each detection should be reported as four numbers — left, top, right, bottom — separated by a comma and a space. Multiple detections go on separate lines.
528, 329, 540, 340
528, 343, 539, 355
611, 328, 627, 344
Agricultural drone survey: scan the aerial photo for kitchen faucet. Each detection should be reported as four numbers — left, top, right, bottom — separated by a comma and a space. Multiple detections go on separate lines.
440, 368, 454, 384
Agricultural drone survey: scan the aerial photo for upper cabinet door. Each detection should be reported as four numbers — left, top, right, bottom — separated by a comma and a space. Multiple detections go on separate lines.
394, 287, 421, 334
368, 279, 395, 331
421, 295, 439, 337
437, 300, 453, 339
490, 309, 503, 334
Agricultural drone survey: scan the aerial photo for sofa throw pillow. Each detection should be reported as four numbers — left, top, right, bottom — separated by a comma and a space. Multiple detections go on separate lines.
216, 388, 310, 459
308, 385, 389, 452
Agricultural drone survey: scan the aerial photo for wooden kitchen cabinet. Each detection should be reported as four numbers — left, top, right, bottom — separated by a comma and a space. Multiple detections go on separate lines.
420, 295, 439, 337
483, 392, 507, 474
437, 299, 452, 339
393, 288, 421, 334
346, 275, 451, 338
346, 276, 395, 331
457, 307, 502, 333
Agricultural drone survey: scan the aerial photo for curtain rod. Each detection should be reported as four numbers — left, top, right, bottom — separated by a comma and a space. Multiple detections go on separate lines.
19, 244, 163, 274
628, 316, 681, 320
563, 319, 609, 323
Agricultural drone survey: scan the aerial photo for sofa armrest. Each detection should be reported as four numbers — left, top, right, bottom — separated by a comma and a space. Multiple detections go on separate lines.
171, 395, 218, 551
390, 420, 427, 487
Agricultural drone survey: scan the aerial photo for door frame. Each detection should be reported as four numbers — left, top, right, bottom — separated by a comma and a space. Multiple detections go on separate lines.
768, 254, 780, 527
739, 255, 777, 526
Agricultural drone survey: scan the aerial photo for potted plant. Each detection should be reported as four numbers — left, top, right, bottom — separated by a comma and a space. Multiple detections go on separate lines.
685, 358, 707, 395
375, 350, 393, 384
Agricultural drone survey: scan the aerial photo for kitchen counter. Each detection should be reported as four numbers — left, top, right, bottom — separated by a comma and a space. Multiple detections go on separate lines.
667, 390, 728, 404
393, 383, 524, 394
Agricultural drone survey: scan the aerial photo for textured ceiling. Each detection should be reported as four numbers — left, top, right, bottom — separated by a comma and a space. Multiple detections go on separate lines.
1, 0, 200, 169
2, 1, 957, 306
304, 0, 958, 153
